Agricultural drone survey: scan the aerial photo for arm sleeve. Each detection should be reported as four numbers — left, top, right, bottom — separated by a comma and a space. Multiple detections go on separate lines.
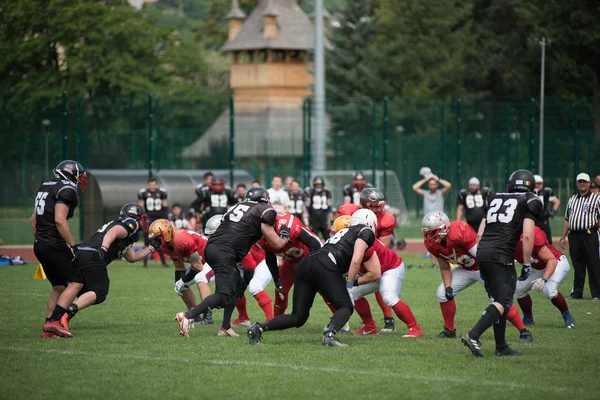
118, 219, 139, 237
264, 252, 281, 284
298, 228, 323, 252
457, 191, 465, 205
358, 228, 376, 247
260, 207, 277, 226
56, 185, 79, 208
525, 194, 544, 220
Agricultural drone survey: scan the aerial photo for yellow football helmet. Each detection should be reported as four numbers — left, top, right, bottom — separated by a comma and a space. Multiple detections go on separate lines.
148, 219, 174, 243
330, 215, 352, 236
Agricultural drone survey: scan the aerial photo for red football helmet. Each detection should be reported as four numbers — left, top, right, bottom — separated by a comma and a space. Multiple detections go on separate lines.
210, 179, 225, 193
338, 203, 360, 216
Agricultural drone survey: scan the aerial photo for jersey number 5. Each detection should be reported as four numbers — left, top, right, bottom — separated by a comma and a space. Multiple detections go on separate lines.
226, 204, 249, 222
487, 198, 517, 223
35, 192, 49, 215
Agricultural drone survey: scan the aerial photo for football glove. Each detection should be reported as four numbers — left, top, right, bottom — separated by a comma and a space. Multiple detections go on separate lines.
174, 279, 190, 296
518, 264, 531, 281
149, 237, 162, 250
279, 225, 291, 240
445, 286, 455, 301
274, 281, 285, 301
531, 277, 547, 292
70, 245, 80, 262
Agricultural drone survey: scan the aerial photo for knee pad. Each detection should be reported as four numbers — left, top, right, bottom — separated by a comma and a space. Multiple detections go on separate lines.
436, 284, 447, 303
544, 286, 557, 299
94, 290, 107, 305
381, 291, 399, 307
499, 299, 513, 316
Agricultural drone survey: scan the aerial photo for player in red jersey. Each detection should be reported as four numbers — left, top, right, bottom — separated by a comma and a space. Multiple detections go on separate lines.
421, 211, 533, 341
515, 226, 574, 328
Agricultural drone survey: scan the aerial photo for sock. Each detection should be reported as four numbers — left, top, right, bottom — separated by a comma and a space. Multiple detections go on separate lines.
187, 304, 197, 311
254, 290, 274, 320
221, 304, 235, 330
236, 295, 249, 320
493, 316, 507, 347
551, 292, 569, 312
375, 292, 393, 318
506, 304, 526, 331
517, 294, 533, 317
66, 303, 79, 321
186, 294, 222, 320
470, 304, 501, 340
50, 305, 67, 322
439, 300, 456, 331
353, 297, 376, 328
392, 300, 419, 329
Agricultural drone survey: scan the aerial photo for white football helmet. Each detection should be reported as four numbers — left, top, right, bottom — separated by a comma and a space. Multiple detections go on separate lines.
204, 214, 223, 236
350, 209, 378, 232
421, 211, 450, 246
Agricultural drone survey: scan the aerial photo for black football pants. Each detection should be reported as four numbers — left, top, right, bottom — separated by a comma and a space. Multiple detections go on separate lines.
479, 261, 516, 313
264, 253, 353, 333
569, 230, 600, 298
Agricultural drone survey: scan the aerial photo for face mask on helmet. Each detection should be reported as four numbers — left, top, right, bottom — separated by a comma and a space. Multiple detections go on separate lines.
210, 180, 225, 193
422, 222, 450, 247
421, 211, 450, 246
55, 160, 88, 194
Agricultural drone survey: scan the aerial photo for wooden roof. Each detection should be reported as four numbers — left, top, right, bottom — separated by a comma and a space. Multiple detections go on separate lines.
222, 0, 314, 51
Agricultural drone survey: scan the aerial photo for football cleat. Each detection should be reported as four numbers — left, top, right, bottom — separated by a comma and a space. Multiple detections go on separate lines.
432, 327, 456, 339
402, 326, 424, 338
352, 325, 379, 335
232, 318, 252, 327
60, 313, 69, 332
494, 346, 522, 356
41, 330, 60, 338
562, 311, 575, 328
339, 322, 351, 334
381, 317, 396, 332
322, 332, 348, 347
518, 329, 533, 343
461, 333, 484, 357
193, 310, 214, 326
247, 323, 264, 345
43, 320, 72, 338
176, 312, 192, 339
218, 327, 239, 337
522, 314, 535, 325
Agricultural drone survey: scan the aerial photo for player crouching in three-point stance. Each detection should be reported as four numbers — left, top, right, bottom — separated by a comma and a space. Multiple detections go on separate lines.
175, 187, 288, 338
422, 211, 533, 342
514, 226, 574, 328
462, 169, 543, 357
246, 209, 381, 347
44, 203, 154, 337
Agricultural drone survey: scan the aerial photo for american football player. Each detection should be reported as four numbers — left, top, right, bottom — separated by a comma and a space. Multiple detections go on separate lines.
305, 175, 333, 239
455, 177, 493, 235
515, 226, 574, 328
422, 211, 533, 342
138, 178, 168, 268
191, 178, 236, 229
533, 175, 560, 244
343, 170, 373, 204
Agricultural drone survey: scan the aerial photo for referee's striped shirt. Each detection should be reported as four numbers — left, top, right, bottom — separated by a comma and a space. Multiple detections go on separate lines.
565, 192, 600, 231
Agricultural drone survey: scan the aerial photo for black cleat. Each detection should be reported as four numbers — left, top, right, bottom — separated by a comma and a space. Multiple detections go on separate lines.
246, 323, 263, 345
381, 317, 395, 332
433, 327, 456, 339
495, 346, 522, 356
322, 332, 348, 347
517, 329, 533, 343
461, 333, 484, 357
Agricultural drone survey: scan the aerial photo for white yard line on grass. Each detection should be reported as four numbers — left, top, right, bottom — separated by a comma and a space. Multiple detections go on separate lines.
0, 346, 584, 394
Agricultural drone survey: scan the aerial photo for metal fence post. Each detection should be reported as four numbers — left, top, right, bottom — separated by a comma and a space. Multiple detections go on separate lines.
382, 97, 389, 196
302, 98, 307, 187
529, 98, 535, 172
440, 103, 445, 178
307, 97, 312, 179
61, 90, 68, 160
229, 94, 235, 186
572, 104, 579, 186
147, 94, 153, 179
155, 99, 160, 171
455, 99, 461, 185
371, 101, 377, 183
77, 96, 84, 241
505, 103, 511, 178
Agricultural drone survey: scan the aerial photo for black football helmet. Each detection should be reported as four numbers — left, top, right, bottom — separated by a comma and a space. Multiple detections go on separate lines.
507, 169, 535, 193
120, 202, 149, 232
54, 160, 87, 194
312, 175, 325, 189
353, 170, 367, 189
245, 187, 270, 203
360, 188, 386, 214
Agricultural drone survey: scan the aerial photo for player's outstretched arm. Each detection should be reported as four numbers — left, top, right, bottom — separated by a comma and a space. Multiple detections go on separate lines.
123, 246, 155, 263
55, 203, 76, 247
521, 218, 536, 265
357, 252, 381, 285
261, 223, 288, 249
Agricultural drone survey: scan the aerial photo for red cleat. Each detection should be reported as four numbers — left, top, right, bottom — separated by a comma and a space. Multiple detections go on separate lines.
60, 313, 69, 332
231, 318, 251, 327
402, 327, 424, 338
352, 325, 379, 335
41, 330, 60, 338
43, 320, 73, 338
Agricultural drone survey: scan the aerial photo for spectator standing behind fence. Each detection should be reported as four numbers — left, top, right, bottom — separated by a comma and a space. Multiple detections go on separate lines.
456, 177, 492, 238
138, 178, 168, 268
533, 175, 560, 244
591, 180, 600, 195
559, 173, 600, 300
234, 183, 247, 203
413, 173, 452, 268
268, 174, 290, 215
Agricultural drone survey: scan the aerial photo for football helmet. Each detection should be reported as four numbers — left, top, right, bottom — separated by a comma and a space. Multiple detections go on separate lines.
210, 179, 225, 193
350, 209, 377, 232
54, 160, 87, 194
204, 214, 223, 236
312, 175, 325, 189
148, 218, 174, 242
331, 215, 352, 235
359, 188, 386, 214
352, 170, 367, 190
534, 175, 543, 184
338, 203, 360, 216
245, 187, 270, 203
421, 211, 450, 247
507, 169, 535, 193
119, 203, 149, 232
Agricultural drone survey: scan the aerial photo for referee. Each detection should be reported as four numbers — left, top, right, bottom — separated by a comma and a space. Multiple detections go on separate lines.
559, 173, 600, 300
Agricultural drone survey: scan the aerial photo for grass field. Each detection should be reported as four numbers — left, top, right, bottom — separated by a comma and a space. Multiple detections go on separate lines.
2, 253, 600, 400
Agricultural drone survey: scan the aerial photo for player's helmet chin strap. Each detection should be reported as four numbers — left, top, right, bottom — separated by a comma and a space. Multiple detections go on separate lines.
423, 222, 450, 246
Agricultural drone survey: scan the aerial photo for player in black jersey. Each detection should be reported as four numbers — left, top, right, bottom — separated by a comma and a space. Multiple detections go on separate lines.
456, 177, 493, 235
138, 178, 168, 267
42, 203, 156, 337
462, 170, 543, 357
191, 178, 236, 229
175, 187, 289, 338
343, 170, 373, 205
305, 176, 333, 238
168, 203, 197, 231
31, 160, 87, 338
246, 209, 382, 347
533, 175, 560, 244
288, 179, 308, 224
